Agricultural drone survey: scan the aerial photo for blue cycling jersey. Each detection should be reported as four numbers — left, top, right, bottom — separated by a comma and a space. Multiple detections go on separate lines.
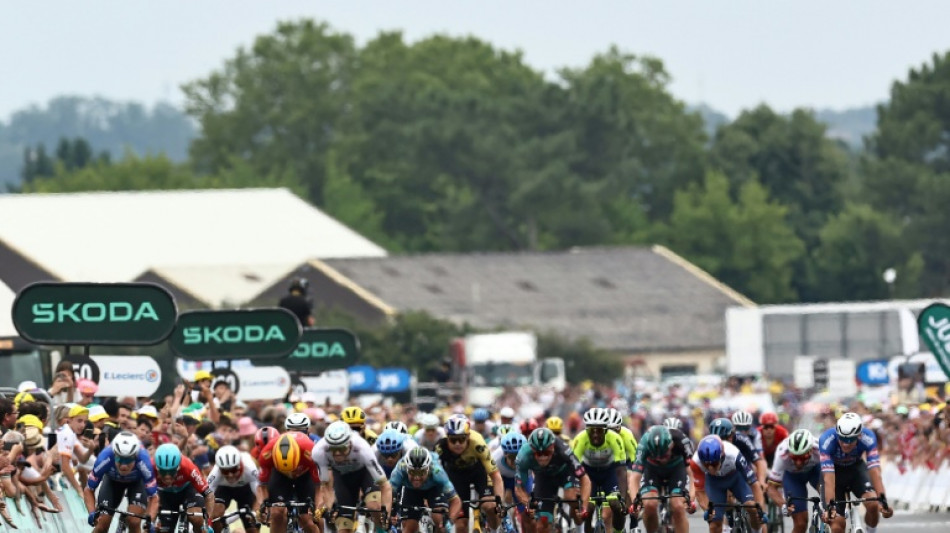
818, 428, 880, 473
87, 447, 158, 497
390, 452, 457, 500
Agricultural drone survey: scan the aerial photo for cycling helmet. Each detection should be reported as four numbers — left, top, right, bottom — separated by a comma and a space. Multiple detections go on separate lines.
583, 408, 610, 428
385, 421, 409, 435
445, 417, 470, 436
472, 408, 490, 423
285, 412, 311, 432
501, 432, 527, 455
215, 445, 242, 469
645, 426, 673, 457
731, 410, 754, 429
606, 408, 623, 430
155, 443, 181, 472
835, 412, 863, 439
546, 416, 563, 433
422, 414, 440, 429
527, 428, 556, 452
273, 434, 301, 474
759, 412, 779, 425
663, 417, 683, 430
255, 426, 279, 449
697, 435, 725, 464
496, 424, 515, 437
289, 277, 309, 293
342, 406, 366, 425
406, 447, 432, 471
111, 431, 140, 458
787, 429, 814, 456
375, 430, 405, 456
499, 406, 516, 419
324, 420, 353, 447
709, 418, 735, 439
520, 418, 539, 434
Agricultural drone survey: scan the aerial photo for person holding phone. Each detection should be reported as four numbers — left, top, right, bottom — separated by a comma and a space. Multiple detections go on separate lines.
48, 360, 78, 404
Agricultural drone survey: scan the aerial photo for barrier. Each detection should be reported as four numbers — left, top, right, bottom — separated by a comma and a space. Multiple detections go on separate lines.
888, 458, 950, 512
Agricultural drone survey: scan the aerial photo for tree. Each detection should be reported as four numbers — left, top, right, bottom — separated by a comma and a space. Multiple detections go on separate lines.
658, 171, 805, 303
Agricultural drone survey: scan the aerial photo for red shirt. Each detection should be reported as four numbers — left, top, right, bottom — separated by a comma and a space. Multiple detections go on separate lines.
153, 456, 210, 494
758, 424, 789, 459
258, 431, 319, 483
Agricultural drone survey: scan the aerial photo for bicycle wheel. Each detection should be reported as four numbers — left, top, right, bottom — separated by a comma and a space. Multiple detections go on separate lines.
768, 502, 782, 533
116, 516, 128, 533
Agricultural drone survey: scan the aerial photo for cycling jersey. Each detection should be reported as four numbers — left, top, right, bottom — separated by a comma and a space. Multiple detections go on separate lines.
739, 427, 763, 455
313, 433, 387, 482
389, 451, 457, 497
571, 429, 626, 468
759, 425, 789, 462
258, 431, 319, 483
434, 431, 498, 475
88, 447, 158, 497
413, 427, 446, 451
155, 455, 211, 495
491, 447, 518, 479
767, 437, 820, 483
208, 453, 260, 493
732, 432, 762, 464
818, 428, 880, 473
515, 438, 585, 487
616, 426, 638, 464
632, 428, 693, 472
691, 441, 757, 486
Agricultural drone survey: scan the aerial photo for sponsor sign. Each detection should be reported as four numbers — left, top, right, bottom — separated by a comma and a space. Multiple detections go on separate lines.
233, 366, 292, 401
169, 309, 301, 360
918, 303, 950, 379
69, 355, 162, 397
856, 359, 890, 385
253, 328, 359, 371
300, 371, 349, 405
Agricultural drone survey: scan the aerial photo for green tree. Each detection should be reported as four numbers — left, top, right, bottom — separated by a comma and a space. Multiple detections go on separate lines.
536, 332, 622, 385
658, 171, 804, 303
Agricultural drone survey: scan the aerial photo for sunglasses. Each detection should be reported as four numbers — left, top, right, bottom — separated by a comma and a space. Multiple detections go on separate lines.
504, 452, 518, 459
448, 437, 468, 445
702, 461, 721, 467
790, 454, 810, 462
380, 450, 402, 458
349, 425, 364, 432
408, 468, 429, 477
329, 445, 350, 453
533, 449, 554, 458
158, 469, 177, 477
221, 467, 241, 475
762, 425, 775, 430
116, 456, 136, 465
838, 436, 858, 444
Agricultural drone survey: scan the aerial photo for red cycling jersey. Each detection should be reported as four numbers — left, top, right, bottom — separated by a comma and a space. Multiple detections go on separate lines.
258, 431, 319, 483
153, 456, 210, 494
758, 424, 789, 460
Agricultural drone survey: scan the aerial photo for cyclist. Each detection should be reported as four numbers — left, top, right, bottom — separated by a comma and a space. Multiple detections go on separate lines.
546, 416, 570, 443
313, 420, 392, 533
390, 446, 463, 533
472, 408, 495, 440
494, 432, 535, 533
208, 445, 261, 533
631, 425, 696, 533
757, 412, 788, 468
154, 443, 215, 533
663, 417, 683, 431
709, 418, 768, 491
84, 431, 158, 533
571, 408, 629, 533
606, 408, 638, 493
819, 412, 892, 533
515, 428, 591, 533
732, 411, 763, 456
374, 429, 417, 477
343, 406, 379, 446
384, 420, 410, 435
488, 424, 516, 452
258, 431, 321, 533
435, 416, 504, 533
252, 426, 280, 462
414, 414, 445, 451
691, 435, 766, 533
765, 430, 820, 533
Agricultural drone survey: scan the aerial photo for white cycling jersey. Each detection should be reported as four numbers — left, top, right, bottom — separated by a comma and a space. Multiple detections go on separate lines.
692, 441, 755, 480
413, 427, 446, 451
313, 434, 387, 482
767, 437, 820, 483
208, 453, 260, 493
491, 447, 517, 479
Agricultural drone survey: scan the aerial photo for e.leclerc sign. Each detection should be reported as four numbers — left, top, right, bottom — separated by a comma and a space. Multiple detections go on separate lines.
12, 282, 177, 345
169, 308, 302, 360
253, 328, 360, 371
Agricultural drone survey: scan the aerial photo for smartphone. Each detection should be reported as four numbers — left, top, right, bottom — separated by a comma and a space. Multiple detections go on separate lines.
47, 432, 57, 449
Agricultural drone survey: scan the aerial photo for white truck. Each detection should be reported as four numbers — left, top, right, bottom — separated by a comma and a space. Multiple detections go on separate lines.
459, 332, 566, 407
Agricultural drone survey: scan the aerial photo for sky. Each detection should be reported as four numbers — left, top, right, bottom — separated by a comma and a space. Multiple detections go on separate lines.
2, 1, 949, 121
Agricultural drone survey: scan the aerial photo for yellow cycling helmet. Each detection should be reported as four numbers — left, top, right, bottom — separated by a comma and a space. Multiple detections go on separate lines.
273, 434, 301, 474
342, 406, 366, 425
545, 416, 564, 433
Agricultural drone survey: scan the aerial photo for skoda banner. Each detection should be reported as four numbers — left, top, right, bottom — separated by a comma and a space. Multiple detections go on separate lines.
169, 308, 302, 360
254, 328, 360, 372
233, 366, 292, 401
86, 355, 161, 397
11, 282, 177, 345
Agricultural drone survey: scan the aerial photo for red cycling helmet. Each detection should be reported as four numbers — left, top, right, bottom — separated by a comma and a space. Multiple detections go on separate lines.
255, 426, 280, 449
759, 412, 779, 425
520, 418, 540, 435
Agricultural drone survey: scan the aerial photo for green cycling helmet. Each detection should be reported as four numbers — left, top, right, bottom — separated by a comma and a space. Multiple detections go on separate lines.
645, 425, 673, 457
528, 428, 556, 452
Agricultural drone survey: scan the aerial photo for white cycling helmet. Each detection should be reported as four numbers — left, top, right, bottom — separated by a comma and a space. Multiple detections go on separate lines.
606, 408, 623, 430
731, 410, 754, 428
285, 412, 311, 431
422, 414, 440, 429
215, 445, 242, 469
324, 420, 353, 447
582, 408, 610, 428
835, 412, 863, 439
499, 407, 516, 419
787, 429, 814, 456
663, 417, 683, 430
112, 431, 140, 458
385, 421, 409, 435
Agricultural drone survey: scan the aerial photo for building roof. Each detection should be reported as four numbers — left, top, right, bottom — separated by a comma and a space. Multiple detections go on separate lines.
0, 279, 15, 338
0, 188, 387, 283
137, 263, 298, 309
320, 245, 753, 352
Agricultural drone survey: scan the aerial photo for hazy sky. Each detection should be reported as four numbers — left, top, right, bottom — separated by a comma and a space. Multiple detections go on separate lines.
2, 1, 948, 121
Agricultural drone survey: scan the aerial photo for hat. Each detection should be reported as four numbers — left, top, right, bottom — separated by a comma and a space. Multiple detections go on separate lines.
294, 402, 307, 413
88, 405, 109, 422
136, 405, 159, 419
305, 408, 325, 421
179, 412, 201, 425
77, 379, 98, 395
237, 416, 258, 437
13, 392, 35, 406
17, 414, 44, 430
23, 426, 42, 448
193, 370, 213, 382
895, 405, 909, 415
233, 400, 248, 410
68, 404, 89, 418
16, 381, 37, 393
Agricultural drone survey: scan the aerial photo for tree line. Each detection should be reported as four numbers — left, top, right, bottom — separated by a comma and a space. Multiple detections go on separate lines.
15, 21, 950, 305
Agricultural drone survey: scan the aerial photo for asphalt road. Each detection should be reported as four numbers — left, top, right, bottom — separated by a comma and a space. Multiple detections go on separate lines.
680, 509, 950, 532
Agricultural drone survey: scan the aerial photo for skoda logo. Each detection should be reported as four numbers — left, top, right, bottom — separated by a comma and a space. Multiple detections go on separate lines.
145, 369, 159, 382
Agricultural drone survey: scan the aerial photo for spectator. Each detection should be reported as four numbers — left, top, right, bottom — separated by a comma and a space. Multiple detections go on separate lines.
76, 379, 98, 405
47, 360, 77, 404
0, 399, 16, 436
278, 276, 315, 326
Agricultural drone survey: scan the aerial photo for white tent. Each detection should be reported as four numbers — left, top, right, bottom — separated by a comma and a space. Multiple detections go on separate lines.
0, 279, 16, 338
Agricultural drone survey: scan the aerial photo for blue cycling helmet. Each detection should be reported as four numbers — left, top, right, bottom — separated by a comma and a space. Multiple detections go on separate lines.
709, 418, 735, 439
501, 432, 527, 455
697, 435, 724, 464
472, 408, 490, 423
155, 443, 182, 472
375, 430, 405, 456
